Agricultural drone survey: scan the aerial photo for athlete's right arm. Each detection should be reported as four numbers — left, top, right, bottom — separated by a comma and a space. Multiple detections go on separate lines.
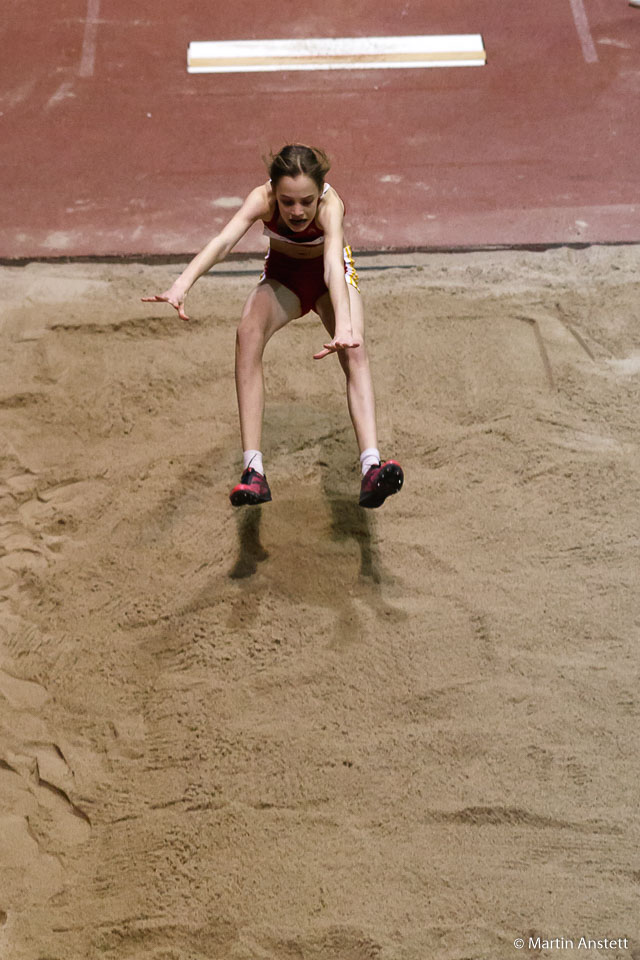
141, 185, 271, 320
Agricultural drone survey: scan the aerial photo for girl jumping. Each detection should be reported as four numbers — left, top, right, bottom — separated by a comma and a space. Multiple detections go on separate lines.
142, 143, 403, 509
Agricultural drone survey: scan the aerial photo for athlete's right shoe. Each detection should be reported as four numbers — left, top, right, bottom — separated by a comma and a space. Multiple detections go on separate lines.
359, 460, 404, 508
229, 467, 272, 506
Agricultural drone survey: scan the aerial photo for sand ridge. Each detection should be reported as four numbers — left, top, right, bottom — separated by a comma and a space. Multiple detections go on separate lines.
1, 246, 639, 959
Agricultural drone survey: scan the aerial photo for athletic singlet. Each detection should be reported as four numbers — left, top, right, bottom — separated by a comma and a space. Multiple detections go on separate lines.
259, 179, 360, 309
262, 182, 332, 247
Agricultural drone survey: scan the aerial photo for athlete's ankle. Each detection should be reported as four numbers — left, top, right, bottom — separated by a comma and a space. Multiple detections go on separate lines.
243, 449, 264, 475
359, 447, 380, 475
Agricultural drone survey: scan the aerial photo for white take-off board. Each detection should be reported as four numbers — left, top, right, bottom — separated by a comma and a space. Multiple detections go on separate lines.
187, 35, 486, 73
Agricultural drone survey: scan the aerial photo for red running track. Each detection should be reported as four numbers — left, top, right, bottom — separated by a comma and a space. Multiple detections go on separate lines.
1, 0, 639, 257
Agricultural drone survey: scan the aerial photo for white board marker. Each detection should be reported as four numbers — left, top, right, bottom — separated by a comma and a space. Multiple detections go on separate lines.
187, 35, 487, 73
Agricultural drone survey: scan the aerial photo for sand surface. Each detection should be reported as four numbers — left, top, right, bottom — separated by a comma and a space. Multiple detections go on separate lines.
1, 246, 639, 960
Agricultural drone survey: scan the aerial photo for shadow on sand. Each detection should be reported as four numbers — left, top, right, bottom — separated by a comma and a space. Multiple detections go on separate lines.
228, 506, 269, 580
317, 451, 386, 586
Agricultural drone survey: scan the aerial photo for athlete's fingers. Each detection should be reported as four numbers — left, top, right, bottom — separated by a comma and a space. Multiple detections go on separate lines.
313, 346, 333, 360
313, 338, 360, 359
141, 294, 177, 307
141, 294, 190, 319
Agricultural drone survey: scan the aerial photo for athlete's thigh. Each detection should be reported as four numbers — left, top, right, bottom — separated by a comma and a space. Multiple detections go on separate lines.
315, 284, 365, 340
241, 279, 301, 344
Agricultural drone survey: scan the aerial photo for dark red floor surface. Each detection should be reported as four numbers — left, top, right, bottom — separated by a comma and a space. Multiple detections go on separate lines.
1, 0, 639, 257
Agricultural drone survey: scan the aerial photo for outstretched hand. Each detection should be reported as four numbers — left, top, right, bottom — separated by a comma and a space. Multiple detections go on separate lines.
141, 289, 190, 321
313, 333, 360, 361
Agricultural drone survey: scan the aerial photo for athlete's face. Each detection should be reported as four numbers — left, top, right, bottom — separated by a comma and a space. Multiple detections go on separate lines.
275, 174, 321, 231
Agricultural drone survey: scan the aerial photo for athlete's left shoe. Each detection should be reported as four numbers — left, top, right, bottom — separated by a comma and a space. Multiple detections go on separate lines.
229, 467, 272, 506
359, 460, 404, 508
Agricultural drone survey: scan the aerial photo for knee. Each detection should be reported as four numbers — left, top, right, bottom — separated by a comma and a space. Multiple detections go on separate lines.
236, 314, 265, 356
340, 341, 369, 375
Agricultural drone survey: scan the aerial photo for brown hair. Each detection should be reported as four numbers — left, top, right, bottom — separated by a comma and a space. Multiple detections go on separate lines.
265, 143, 331, 191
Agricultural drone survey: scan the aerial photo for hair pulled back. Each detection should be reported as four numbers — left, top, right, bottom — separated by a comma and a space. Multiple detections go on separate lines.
266, 143, 331, 191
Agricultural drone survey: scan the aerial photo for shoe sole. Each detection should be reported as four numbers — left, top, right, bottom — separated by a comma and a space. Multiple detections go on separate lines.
359, 462, 404, 509
229, 487, 272, 507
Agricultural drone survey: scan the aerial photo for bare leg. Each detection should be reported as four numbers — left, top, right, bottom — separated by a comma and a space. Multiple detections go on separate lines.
315, 286, 378, 453
235, 280, 300, 453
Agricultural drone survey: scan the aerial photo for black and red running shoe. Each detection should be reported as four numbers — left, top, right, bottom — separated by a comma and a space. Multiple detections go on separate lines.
359, 460, 404, 509
229, 467, 272, 506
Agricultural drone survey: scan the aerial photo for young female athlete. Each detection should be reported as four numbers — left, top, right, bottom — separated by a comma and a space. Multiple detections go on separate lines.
142, 144, 403, 509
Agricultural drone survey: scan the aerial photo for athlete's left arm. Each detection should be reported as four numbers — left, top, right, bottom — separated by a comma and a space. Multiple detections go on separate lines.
313, 194, 360, 360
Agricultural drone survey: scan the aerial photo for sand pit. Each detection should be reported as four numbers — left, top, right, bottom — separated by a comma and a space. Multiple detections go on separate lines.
1, 246, 639, 959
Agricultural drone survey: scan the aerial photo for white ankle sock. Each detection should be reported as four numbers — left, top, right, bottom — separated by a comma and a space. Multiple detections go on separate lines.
360, 447, 381, 475
243, 449, 264, 475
